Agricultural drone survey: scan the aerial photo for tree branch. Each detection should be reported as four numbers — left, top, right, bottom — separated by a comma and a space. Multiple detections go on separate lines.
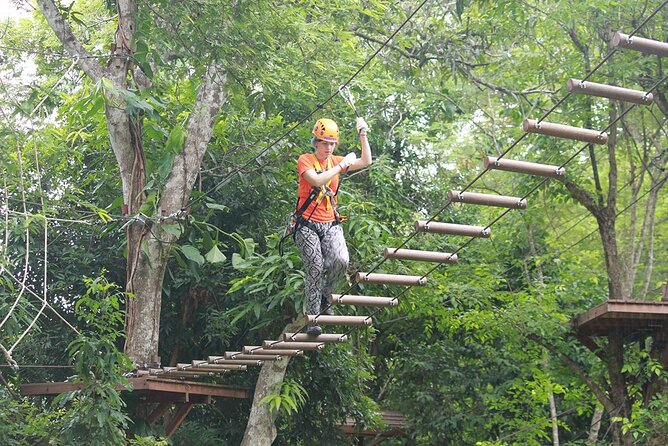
35, 0, 107, 82
160, 64, 228, 213
562, 178, 603, 218
530, 335, 615, 415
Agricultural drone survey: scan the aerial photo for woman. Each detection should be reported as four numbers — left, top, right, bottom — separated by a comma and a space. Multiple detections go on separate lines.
295, 117, 372, 335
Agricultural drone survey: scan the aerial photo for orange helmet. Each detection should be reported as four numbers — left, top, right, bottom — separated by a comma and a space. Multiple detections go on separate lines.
312, 118, 339, 143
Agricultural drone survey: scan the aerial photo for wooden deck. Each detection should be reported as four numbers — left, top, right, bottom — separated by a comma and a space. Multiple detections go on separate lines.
339, 410, 406, 440
573, 299, 668, 336
20, 376, 248, 401
20, 376, 249, 437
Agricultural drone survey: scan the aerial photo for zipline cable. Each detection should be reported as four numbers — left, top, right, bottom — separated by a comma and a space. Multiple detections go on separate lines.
184, 0, 433, 212
334, 76, 668, 340
268, 3, 668, 345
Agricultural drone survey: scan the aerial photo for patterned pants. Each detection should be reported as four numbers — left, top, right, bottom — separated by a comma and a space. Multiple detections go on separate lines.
295, 220, 349, 316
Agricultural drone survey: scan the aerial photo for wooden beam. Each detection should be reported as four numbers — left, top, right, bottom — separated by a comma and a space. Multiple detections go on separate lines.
147, 402, 171, 426
576, 334, 602, 355
164, 403, 193, 437
20, 377, 248, 400
136, 378, 248, 399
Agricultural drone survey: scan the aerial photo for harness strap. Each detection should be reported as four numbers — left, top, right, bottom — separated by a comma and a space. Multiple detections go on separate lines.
312, 155, 334, 210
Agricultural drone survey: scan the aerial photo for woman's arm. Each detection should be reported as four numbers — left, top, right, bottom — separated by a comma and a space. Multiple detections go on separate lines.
302, 164, 346, 187
347, 131, 372, 171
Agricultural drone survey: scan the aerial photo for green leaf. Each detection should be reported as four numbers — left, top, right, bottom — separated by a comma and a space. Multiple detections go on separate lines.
205, 245, 227, 264
205, 202, 229, 212
180, 245, 205, 265
161, 224, 183, 237
165, 125, 187, 154
231, 252, 246, 269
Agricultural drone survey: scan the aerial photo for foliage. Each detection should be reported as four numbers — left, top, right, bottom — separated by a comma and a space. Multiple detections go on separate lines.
1, 0, 668, 444
259, 379, 308, 416
0, 388, 66, 445
53, 272, 133, 446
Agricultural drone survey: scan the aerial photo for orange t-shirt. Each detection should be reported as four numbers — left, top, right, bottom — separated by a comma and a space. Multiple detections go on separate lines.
297, 153, 346, 223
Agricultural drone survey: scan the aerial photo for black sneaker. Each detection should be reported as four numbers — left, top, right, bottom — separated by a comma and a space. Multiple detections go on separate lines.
306, 325, 322, 336
321, 296, 334, 316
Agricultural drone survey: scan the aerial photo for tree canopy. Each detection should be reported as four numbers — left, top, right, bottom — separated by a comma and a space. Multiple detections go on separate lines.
1, 0, 667, 444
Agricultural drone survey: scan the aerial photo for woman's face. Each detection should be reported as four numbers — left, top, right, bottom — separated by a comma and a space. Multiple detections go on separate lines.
314, 139, 337, 160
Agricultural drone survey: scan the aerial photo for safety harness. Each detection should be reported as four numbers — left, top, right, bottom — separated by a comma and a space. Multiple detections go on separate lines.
279, 154, 344, 255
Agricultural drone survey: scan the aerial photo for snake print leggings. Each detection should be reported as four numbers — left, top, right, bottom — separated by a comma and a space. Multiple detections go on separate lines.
295, 220, 349, 315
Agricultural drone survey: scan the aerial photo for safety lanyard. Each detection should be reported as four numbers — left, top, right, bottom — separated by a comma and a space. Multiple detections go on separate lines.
312, 154, 334, 210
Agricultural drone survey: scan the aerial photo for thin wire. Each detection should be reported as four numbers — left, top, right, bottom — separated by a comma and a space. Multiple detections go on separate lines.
0, 364, 73, 369
175, 0, 435, 363
156, 2, 668, 369
9, 142, 50, 354
0, 144, 31, 332
185, 0, 433, 212
248, 6, 668, 353
2, 267, 79, 335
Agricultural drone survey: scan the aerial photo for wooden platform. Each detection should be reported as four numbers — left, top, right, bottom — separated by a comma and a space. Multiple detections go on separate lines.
339, 410, 405, 440
20, 376, 249, 437
20, 376, 248, 401
573, 299, 668, 336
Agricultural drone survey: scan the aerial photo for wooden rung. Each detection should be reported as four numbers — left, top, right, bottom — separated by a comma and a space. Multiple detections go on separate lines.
329, 293, 398, 307
567, 78, 653, 105
384, 248, 458, 264
225, 353, 282, 361
415, 220, 491, 238
263, 340, 325, 351
483, 156, 565, 178
307, 315, 372, 326
151, 369, 216, 377
356, 272, 427, 286
208, 359, 264, 366
612, 31, 668, 58
283, 333, 348, 343
179, 362, 245, 371
242, 346, 304, 356
448, 190, 526, 209
523, 119, 607, 144
188, 365, 245, 372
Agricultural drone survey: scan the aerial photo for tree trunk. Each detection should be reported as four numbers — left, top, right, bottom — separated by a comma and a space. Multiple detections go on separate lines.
124, 66, 227, 366
241, 319, 303, 446
587, 406, 603, 443
36, 0, 228, 366
607, 332, 632, 446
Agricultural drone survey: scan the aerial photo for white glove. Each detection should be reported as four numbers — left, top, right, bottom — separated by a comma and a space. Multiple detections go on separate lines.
356, 117, 369, 134
339, 152, 357, 169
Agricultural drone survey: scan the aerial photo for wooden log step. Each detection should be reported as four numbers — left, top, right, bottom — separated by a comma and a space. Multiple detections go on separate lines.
150, 368, 217, 377
567, 78, 653, 105
384, 247, 458, 264
483, 156, 565, 178
263, 340, 325, 351
356, 272, 427, 286
306, 315, 372, 326
186, 366, 245, 372
204, 359, 264, 366
448, 190, 527, 209
242, 346, 304, 356
224, 352, 282, 361
612, 31, 668, 58
329, 293, 398, 307
282, 333, 348, 343
415, 220, 491, 238
178, 363, 245, 371
523, 119, 607, 144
